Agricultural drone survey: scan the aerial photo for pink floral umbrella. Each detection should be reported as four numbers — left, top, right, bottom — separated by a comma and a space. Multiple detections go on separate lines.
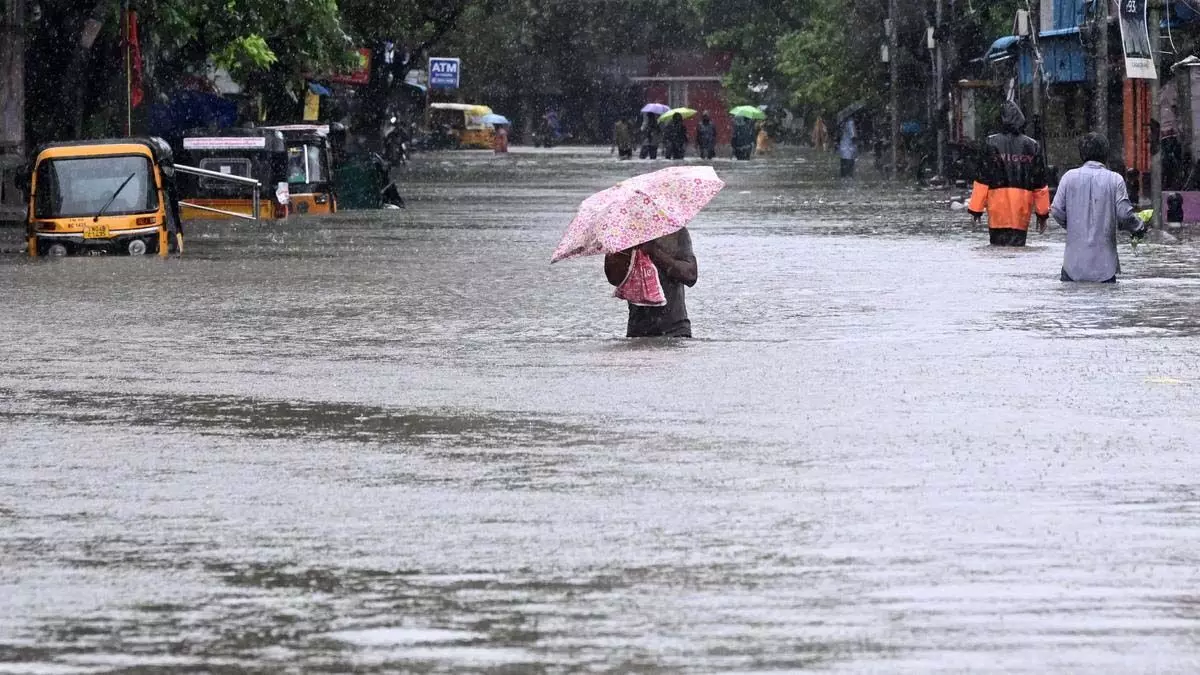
551, 165, 725, 263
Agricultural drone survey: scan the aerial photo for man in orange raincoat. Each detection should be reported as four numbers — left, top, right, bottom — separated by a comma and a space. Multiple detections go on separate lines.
967, 101, 1050, 246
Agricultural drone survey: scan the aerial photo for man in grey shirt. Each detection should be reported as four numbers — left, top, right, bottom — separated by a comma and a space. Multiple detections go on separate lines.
1050, 133, 1147, 282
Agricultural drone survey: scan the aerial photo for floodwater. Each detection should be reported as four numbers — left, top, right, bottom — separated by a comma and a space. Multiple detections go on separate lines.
2, 146, 1200, 673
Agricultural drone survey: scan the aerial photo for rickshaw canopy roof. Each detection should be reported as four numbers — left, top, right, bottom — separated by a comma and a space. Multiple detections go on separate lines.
430, 103, 493, 115
35, 138, 171, 163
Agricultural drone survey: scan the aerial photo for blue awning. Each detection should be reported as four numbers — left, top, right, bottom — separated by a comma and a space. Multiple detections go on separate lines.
1039, 27, 1081, 38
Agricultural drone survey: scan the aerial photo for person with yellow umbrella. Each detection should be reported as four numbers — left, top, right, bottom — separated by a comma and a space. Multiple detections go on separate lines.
660, 108, 696, 160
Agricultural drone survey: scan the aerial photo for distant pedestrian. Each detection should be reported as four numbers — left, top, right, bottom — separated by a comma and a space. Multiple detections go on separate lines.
838, 116, 858, 177
811, 117, 830, 152
665, 115, 687, 160
756, 124, 772, 155
966, 101, 1050, 247
640, 114, 660, 160
492, 125, 509, 154
732, 117, 755, 160
696, 112, 717, 160
613, 119, 633, 159
1051, 132, 1147, 282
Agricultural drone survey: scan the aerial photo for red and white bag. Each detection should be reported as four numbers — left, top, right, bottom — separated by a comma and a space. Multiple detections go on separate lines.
614, 250, 667, 307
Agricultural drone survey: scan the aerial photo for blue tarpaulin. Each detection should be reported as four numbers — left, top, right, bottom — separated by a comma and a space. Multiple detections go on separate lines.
148, 90, 237, 141
986, 36, 1023, 63
308, 82, 332, 96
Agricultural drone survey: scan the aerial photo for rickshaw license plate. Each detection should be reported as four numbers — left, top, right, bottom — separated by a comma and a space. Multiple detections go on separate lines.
83, 224, 109, 239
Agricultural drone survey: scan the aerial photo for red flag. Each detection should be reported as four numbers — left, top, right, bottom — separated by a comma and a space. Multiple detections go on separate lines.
127, 10, 144, 108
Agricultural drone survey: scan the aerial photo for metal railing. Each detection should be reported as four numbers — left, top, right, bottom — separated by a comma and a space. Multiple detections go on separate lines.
174, 163, 262, 221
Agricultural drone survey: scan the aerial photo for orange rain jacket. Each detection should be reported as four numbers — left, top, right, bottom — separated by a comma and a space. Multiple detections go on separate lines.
967, 102, 1050, 231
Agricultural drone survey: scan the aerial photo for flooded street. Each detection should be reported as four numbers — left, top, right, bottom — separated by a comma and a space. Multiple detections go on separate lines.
3, 147, 1200, 673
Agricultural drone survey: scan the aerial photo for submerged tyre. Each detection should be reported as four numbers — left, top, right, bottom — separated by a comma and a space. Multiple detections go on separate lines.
45, 243, 68, 258
127, 239, 148, 256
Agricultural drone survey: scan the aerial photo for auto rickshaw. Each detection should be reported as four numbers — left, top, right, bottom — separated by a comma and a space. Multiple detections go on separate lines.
175, 128, 289, 221
428, 103, 495, 149
264, 124, 337, 216
23, 137, 183, 258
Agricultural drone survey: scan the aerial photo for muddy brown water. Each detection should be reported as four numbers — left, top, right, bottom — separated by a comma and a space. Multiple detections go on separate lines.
2, 147, 1200, 673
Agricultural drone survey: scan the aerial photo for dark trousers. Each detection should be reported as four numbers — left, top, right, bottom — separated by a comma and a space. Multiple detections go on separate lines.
839, 158, 856, 178
1061, 269, 1117, 283
618, 147, 633, 160
640, 144, 658, 160
989, 228, 1028, 247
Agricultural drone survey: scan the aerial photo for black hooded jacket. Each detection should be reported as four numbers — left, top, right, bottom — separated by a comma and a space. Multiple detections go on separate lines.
967, 101, 1051, 229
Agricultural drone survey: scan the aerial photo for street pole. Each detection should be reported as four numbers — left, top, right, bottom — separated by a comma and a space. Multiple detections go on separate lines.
1149, 0, 1162, 229
1030, 3, 1042, 126
889, 0, 899, 179
0, 0, 26, 219
1095, 0, 1109, 140
124, 0, 131, 136
935, 0, 945, 178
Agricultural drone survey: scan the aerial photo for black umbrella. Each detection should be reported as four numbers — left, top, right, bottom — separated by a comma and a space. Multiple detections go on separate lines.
836, 101, 865, 124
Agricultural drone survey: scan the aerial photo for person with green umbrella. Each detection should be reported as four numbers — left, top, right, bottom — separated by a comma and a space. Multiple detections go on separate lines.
731, 106, 763, 160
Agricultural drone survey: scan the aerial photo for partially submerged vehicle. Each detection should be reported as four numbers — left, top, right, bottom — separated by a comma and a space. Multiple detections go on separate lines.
24, 137, 183, 258
428, 103, 495, 149
265, 124, 337, 216
176, 128, 289, 221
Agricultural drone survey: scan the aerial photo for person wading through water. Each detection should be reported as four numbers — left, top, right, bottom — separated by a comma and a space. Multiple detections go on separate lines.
967, 101, 1050, 246
1051, 132, 1147, 282
697, 112, 717, 160
604, 230, 698, 338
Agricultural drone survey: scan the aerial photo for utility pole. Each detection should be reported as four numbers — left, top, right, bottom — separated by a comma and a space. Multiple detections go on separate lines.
1149, 0, 1162, 229
889, 0, 899, 179
1095, 0, 1109, 140
935, 0, 945, 178
1, 0, 27, 220
1030, 2, 1042, 124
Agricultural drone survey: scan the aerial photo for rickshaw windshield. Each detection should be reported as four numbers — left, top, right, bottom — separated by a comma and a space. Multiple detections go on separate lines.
286, 144, 327, 184
35, 155, 158, 218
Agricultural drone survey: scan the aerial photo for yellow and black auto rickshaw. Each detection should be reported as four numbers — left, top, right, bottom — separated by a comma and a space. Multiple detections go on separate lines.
176, 128, 289, 221
265, 124, 337, 216
428, 103, 495, 149
24, 137, 183, 258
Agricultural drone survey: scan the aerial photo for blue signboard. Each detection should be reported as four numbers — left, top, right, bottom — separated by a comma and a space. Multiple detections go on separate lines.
428, 57, 461, 90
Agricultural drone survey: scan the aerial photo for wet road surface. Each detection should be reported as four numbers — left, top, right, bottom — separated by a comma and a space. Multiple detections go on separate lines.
2, 147, 1200, 673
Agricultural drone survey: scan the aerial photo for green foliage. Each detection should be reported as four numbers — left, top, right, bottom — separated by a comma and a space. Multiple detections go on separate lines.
141, 0, 351, 84
212, 34, 279, 80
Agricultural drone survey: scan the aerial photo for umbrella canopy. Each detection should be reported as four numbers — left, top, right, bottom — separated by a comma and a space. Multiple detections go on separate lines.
640, 103, 671, 115
659, 107, 698, 121
836, 101, 865, 124
551, 165, 725, 263
730, 105, 766, 120
480, 113, 510, 125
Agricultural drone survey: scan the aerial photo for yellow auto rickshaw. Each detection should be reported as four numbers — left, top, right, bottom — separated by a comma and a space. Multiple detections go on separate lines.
176, 128, 289, 221
265, 124, 337, 216
428, 103, 495, 149
24, 137, 182, 258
